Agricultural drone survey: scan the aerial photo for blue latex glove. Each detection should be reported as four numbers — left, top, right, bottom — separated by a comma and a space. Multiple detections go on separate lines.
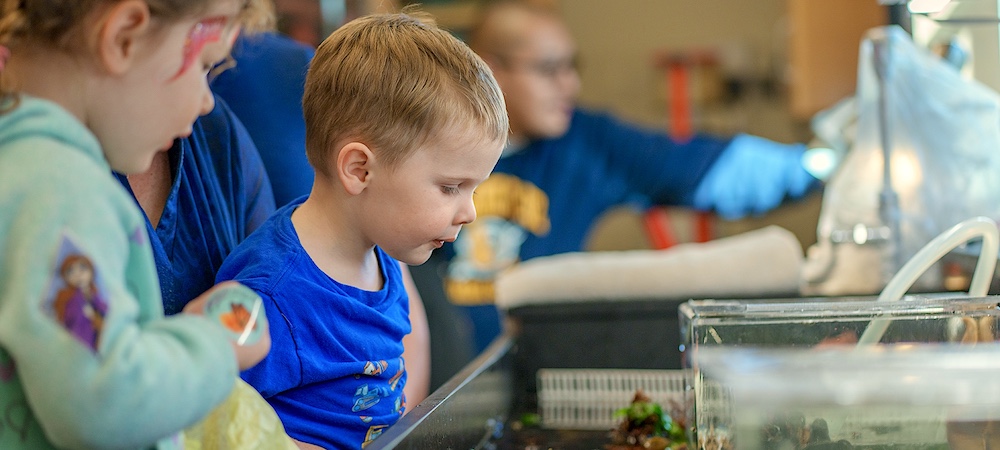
693, 133, 817, 220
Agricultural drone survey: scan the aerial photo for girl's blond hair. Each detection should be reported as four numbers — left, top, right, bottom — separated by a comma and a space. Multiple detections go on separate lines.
0, 0, 273, 49
0, 0, 272, 106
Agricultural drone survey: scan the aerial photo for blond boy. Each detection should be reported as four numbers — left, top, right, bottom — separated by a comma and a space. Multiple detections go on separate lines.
216, 11, 508, 449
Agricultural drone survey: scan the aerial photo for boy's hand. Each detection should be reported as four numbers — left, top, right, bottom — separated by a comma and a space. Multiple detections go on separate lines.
184, 281, 271, 370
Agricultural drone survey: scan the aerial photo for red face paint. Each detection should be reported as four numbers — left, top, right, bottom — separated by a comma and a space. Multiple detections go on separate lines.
173, 16, 228, 80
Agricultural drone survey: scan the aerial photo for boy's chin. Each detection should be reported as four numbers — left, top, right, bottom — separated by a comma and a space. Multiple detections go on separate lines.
389, 249, 432, 267
404, 254, 433, 266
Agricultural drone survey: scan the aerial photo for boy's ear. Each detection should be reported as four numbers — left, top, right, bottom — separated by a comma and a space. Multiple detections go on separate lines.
95, 0, 152, 75
337, 142, 375, 195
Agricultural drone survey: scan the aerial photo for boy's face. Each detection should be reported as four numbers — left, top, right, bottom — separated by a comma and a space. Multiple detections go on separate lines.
361, 124, 504, 266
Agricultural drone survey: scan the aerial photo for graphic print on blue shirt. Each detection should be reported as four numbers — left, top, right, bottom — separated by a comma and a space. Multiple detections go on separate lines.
352, 384, 390, 412
356, 358, 406, 447
354, 359, 406, 413
446, 173, 550, 305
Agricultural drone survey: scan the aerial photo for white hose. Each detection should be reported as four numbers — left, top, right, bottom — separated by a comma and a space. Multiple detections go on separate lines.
856, 216, 999, 346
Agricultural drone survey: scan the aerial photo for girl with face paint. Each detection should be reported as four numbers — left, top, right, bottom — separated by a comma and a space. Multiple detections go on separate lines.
0, 1, 288, 448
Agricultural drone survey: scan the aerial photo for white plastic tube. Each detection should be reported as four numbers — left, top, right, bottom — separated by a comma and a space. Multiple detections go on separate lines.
857, 216, 999, 346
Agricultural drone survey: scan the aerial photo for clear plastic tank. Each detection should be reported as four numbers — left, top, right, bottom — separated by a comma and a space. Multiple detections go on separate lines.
680, 294, 1000, 449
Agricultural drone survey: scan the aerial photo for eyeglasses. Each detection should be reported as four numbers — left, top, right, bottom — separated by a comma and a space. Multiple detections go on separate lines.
207, 55, 237, 83
495, 54, 580, 80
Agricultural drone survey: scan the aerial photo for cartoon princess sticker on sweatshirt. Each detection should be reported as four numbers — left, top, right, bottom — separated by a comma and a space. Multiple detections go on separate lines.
53, 254, 108, 351
45, 235, 109, 352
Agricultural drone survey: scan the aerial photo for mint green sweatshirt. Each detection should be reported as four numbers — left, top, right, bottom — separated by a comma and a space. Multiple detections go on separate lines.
0, 96, 238, 449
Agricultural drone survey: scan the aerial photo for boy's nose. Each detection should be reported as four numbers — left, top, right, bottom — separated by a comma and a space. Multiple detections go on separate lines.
457, 196, 477, 225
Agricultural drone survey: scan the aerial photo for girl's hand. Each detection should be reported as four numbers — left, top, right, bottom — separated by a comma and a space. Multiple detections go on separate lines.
184, 281, 271, 370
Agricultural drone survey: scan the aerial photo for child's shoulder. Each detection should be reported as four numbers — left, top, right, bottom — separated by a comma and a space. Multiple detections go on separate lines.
238, 201, 300, 249
0, 96, 109, 181
218, 203, 301, 283
0, 101, 132, 214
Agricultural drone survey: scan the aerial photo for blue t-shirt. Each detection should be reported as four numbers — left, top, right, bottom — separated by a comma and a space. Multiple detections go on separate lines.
217, 199, 411, 449
211, 32, 315, 208
116, 95, 276, 314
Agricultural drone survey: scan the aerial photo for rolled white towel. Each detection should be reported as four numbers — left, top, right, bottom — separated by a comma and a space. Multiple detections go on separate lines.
495, 225, 804, 309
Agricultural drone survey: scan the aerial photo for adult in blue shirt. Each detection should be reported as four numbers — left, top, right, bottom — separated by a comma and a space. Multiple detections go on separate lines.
211, 32, 316, 208
117, 95, 275, 315
445, 0, 822, 352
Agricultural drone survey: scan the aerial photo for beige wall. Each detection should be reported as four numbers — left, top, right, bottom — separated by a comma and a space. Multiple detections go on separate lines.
555, 1, 827, 252
560, 0, 793, 137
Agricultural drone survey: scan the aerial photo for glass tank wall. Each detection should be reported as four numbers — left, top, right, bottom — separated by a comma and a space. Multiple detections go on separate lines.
680, 294, 1000, 450
697, 343, 1000, 450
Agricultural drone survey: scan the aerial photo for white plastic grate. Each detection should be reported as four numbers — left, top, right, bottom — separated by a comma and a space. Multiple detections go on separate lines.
536, 368, 689, 430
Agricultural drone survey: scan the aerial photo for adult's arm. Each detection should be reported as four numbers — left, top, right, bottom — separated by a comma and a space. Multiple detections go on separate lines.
400, 263, 430, 410
212, 96, 277, 234
586, 110, 817, 218
691, 133, 819, 219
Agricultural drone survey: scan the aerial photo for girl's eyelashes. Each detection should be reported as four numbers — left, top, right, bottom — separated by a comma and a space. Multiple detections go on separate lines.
441, 185, 460, 195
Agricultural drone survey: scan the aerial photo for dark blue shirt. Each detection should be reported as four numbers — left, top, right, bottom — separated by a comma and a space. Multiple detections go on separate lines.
117, 96, 276, 314
212, 32, 315, 208
443, 108, 731, 350
499, 109, 729, 259
445, 108, 731, 299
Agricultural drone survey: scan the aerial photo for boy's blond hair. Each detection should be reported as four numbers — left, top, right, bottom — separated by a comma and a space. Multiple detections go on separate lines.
303, 11, 508, 176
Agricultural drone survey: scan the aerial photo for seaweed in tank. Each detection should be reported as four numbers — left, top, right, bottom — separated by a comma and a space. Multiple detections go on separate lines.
607, 390, 689, 450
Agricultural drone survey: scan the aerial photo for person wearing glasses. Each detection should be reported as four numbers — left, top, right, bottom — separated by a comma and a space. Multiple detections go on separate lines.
442, 0, 822, 352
